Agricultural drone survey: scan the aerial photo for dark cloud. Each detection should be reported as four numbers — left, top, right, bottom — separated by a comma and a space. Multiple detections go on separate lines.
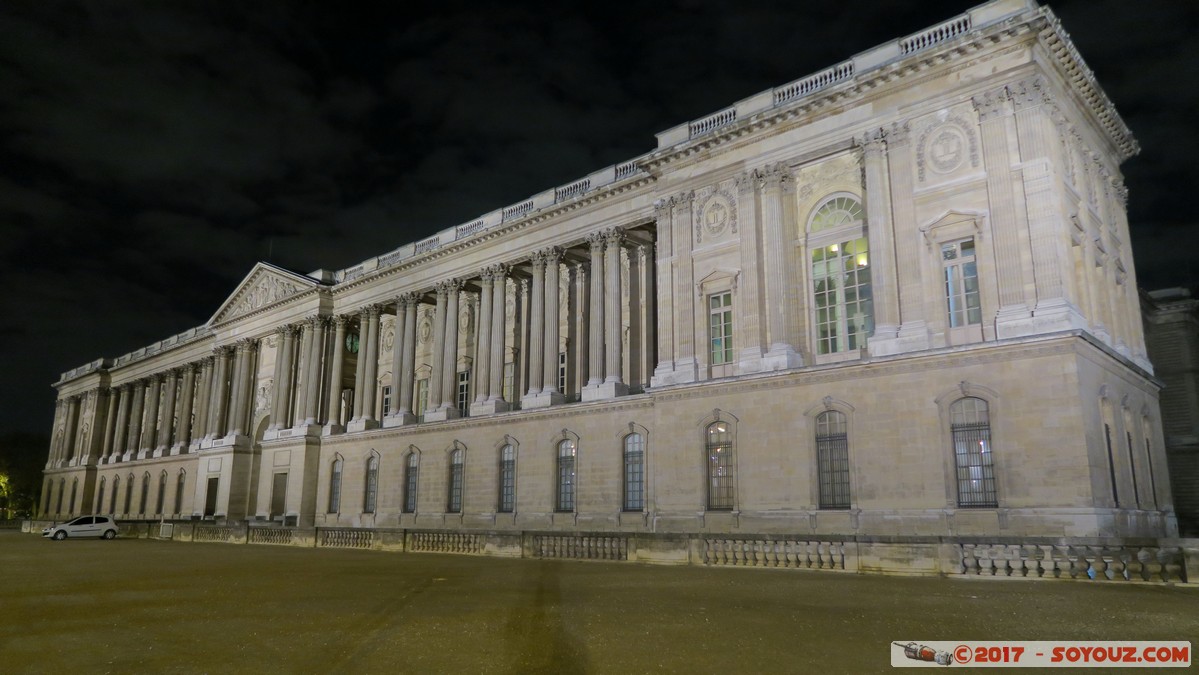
1, 0, 1195, 439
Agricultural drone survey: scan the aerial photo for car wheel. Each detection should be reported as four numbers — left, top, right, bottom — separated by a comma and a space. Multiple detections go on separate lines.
102, 530, 116, 540
53, 530, 67, 540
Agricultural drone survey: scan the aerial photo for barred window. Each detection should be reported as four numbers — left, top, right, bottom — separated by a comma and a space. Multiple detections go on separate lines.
96, 477, 106, 516
328, 459, 343, 513
363, 456, 379, 514
44, 481, 53, 515
556, 439, 576, 512
110, 476, 120, 514
56, 478, 64, 514
498, 444, 516, 513
951, 397, 996, 507
69, 478, 78, 515
175, 471, 186, 515
124, 474, 134, 514
139, 473, 150, 515
403, 453, 419, 513
447, 449, 464, 513
706, 422, 734, 510
155, 472, 166, 516
816, 411, 850, 509
623, 433, 645, 511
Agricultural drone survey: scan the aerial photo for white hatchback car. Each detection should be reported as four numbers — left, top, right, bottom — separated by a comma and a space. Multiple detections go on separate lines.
42, 515, 119, 540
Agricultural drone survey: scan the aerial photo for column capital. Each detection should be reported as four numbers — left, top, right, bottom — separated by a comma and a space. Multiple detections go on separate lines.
1009, 75, 1054, 112
399, 291, 421, 307
435, 278, 462, 295
603, 227, 626, 247
734, 170, 757, 196
586, 230, 606, 251
888, 119, 912, 146
653, 198, 672, 222
972, 85, 1013, 122
755, 163, 790, 191
670, 190, 694, 209
859, 127, 888, 158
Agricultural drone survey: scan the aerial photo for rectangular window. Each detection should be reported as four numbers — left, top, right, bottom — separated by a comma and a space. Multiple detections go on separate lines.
381, 385, 392, 417
415, 378, 429, 421
558, 352, 568, 394
1126, 430, 1140, 507
328, 461, 342, 513
812, 238, 872, 355
952, 398, 996, 508
271, 472, 288, 519
447, 452, 464, 513
557, 440, 576, 512
816, 412, 851, 509
457, 371, 470, 417
942, 238, 982, 344
623, 434, 644, 511
403, 456, 418, 513
708, 292, 734, 372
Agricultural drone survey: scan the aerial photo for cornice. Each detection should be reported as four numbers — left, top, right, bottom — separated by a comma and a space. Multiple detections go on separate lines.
331, 175, 657, 297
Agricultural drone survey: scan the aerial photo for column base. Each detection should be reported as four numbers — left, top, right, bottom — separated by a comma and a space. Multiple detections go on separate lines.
382, 412, 418, 428
122, 451, 134, 462
169, 443, 187, 456
188, 440, 204, 454
423, 407, 461, 422
321, 424, 346, 437
1031, 299, 1087, 332
651, 358, 698, 387
995, 304, 1035, 339
468, 400, 509, 417
288, 423, 324, 438
736, 348, 765, 375
346, 417, 381, 433
153, 445, 168, 458
522, 390, 565, 409
582, 381, 628, 402
136, 448, 151, 460
761, 345, 803, 371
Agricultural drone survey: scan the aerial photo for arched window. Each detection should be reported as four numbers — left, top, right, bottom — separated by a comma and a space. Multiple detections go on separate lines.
328, 458, 343, 513
706, 422, 734, 510
623, 433, 645, 511
498, 444, 516, 513
363, 456, 379, 514
556, 439, 576, 512
96, 477, 106, 515
110, 476, 120, 514
447, 449, 464, 513
124, 474, 134, 515
56, 478, 65, 514
815, 411, 850, 509
808, 195, 872, 355
139, 473, 150, 515
155, 472, 167, 516
403, 453, 419, 513
175, 471, 186, 515
43, 480, 53, 515
951, 397, 996, 507
69, 478, 78, 515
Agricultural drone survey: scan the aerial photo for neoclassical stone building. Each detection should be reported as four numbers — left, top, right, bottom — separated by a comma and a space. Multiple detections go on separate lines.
39, 0, 1179, 573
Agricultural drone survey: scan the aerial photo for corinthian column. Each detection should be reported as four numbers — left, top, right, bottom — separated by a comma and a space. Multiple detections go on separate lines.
471, 269, 495, 412
525, 248, 564, 408
759, 165, 804, 370
157, 368, 179, 453
323, 316, 348, 434
172, 364, 196, 453
126, 379, 146, 458
111, 384, 130, 463
140, 375, 161, 456
585, 232, 605, 390
523, 253, 547, 403
427, 281, 463, 422
390, 295, 419, 425
486, 266, 509, 411
861, 129, 899, 346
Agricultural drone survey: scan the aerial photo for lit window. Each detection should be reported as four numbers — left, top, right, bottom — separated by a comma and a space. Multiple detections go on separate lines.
623, 433, 645, 511
706, 422, 734, 510
403, 453, 419, 513
951, 397, 996, 507
709, 292, 733, 375
942, 238, 981, 329
363, 456, 379, 514
457, 371, 471, 417
557, 439, 576, 512
447, 449, 464, 513
809, 196, 872, 356
415, 379, 429, 421
816, 411, 850, 509
328, 459, 343, 513
498, 444, 516, 513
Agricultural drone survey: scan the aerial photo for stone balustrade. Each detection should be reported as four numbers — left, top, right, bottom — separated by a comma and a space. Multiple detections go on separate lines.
702, 537, 847, 570
900, 14, 972, 55
531, 534, 629, 561
320, 528, 375, 549
409, 532, 482, 555
957, 543, 1186, 582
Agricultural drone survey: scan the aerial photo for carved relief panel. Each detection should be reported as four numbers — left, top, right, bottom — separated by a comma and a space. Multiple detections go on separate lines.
692, 178, 739, 246
912, 103, 981, 186
794, 152, 863, 231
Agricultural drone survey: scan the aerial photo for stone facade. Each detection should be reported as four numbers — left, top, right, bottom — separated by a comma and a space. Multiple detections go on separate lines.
39, 0, 1180, 574
1142, 288, 1199, 536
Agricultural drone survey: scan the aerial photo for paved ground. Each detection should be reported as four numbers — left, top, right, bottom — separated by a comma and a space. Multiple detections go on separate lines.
0, 531, 1195, 674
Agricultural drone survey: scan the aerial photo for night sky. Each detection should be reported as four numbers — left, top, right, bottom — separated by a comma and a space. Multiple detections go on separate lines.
2, 0, 1196, 440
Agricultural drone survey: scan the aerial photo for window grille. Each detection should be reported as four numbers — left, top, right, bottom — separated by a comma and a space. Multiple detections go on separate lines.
623, 433, 645, 511
403, 453, 419, 513
175, 471, 185, 514
706, 422, 734, 510
816, 411, 851, 509
111, 477, 120, 514
69, 478, 78, 515
557, 439, 576, 512
447, 449, 464, 513
156, 473, 166, 516
328, 459, 343, 513
498, 444, 515, 513
1126, 430, 1140, 507
363, 456, 379, 513
139, 474, 150, 515
1104, 423, 1119, 505
951, 397, 996, 507
96, 478, 106, 516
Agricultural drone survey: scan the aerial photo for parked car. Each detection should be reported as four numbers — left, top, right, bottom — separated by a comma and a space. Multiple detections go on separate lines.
42, 516, 119, 540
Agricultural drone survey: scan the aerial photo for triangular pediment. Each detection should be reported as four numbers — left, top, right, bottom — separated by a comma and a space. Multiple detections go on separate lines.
209, 263, 321, 325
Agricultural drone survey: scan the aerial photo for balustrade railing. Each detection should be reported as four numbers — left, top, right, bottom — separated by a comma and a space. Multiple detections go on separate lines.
532, 534, 628, 561
410, 532, 481, 554
320, 528, 374, 549
702, 537, 846, 570
900, 15, 971, 55
957, 543, 1185, 582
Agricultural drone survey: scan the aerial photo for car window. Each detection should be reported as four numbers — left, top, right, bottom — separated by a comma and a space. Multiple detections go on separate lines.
95, 516, 109, 524
78, 517, 95, 525
67, 517, 89, 525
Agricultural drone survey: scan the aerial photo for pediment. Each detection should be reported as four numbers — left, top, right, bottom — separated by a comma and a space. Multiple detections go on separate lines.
919, 209, 986, 245
209, 263, 321, 325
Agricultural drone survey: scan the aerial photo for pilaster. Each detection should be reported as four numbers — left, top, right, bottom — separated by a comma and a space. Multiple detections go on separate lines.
759, 166, 804, 370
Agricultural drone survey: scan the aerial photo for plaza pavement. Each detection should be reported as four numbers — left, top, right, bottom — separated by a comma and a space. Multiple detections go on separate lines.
0, 530, 1194, 673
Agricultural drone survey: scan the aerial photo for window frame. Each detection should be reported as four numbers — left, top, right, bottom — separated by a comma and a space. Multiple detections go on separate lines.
498, 443, 516, 514
622, 432, 645, 512
363, 455, 379, 514
403, 451, 419, 514
447, 448, 464, 514
328, 458, 343, 514
950, 397, 997, 508
815, 410, 851, 510
806, 193, 872, 361
556, 438, 577, 513
704, 419, 735, 511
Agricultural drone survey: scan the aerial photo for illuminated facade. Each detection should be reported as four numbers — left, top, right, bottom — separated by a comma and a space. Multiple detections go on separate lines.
39, 0, 1180, 574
